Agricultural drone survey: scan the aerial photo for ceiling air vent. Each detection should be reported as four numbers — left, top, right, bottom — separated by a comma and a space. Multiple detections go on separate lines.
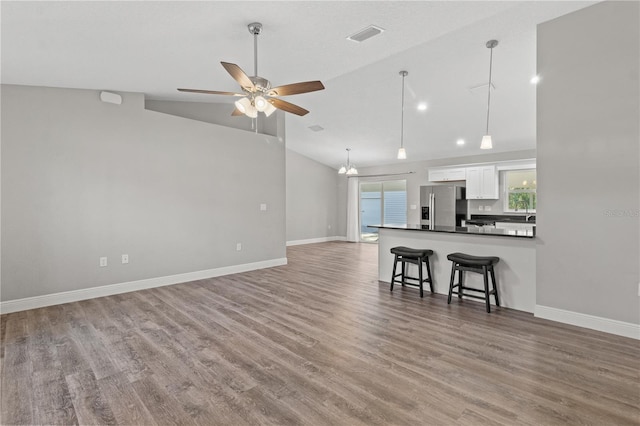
347, 25, 385, 43
308, 125, 324, 132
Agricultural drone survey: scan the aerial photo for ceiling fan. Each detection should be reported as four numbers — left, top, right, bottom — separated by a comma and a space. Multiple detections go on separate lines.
178, 22, 325, 117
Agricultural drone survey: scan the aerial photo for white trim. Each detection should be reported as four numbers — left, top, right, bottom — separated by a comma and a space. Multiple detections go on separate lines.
535, 305, 640, 340
428, 158, 536, 173
286, 236, 346, 246
496, 161, 536, 171
0, 258, 288, 314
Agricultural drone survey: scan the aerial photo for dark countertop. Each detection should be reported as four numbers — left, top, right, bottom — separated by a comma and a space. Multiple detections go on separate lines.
468, 214, 536, 225
370, 224, 535, 238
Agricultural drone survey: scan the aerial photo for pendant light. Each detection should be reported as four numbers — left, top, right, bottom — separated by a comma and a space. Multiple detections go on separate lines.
397, 70, 408, 159
481, 40, 498, 150
338, 148, 357, 175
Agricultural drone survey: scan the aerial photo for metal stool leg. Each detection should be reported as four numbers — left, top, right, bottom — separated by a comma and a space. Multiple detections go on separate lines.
490, 266, 500, 306
482, 266, 491, 313
390, 255, 398, 292
425, 257, 434, 293
447, 262, 456, 304
418, 256, 424, 298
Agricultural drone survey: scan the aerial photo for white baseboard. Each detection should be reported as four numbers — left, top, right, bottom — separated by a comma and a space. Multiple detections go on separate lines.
0, 257, 288, 315
535, 305, 639, 340
286, 236, 346, 246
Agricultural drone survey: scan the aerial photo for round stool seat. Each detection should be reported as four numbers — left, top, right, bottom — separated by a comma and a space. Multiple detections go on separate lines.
390, 246, 433, 258
447, 252, 499, 267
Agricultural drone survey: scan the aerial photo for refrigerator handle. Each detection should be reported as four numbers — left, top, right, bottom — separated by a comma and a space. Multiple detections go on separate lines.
430, 193, 435, 229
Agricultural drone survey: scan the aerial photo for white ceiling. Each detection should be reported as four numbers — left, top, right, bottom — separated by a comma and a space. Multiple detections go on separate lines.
1, 1, 595, 169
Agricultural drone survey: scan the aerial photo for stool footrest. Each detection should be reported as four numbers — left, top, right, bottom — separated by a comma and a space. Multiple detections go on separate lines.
450, 284, 497, 300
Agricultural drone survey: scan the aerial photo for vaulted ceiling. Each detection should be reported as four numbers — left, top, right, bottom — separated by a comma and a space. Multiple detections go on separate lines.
1, 1, 595, 169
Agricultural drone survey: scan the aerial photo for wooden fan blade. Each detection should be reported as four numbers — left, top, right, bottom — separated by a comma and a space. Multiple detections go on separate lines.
268, 81, 325, 97
178, 88, 245, 96
231, 108, 244, 116
221, 62, 255, 91
269, 98, 309, 116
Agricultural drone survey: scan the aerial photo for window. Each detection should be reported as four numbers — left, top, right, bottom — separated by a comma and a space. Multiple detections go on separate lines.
360, 180, 407, 242
504, 169, 536, 212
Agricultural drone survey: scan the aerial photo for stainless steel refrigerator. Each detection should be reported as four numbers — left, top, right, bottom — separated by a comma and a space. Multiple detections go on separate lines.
420, 185, 467, 227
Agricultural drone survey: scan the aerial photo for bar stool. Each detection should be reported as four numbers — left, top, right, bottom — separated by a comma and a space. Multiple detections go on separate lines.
447, 252, 500, 312
390, 246, 434, 298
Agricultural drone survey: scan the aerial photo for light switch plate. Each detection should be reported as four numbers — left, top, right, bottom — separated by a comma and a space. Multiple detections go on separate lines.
410, 204, 417, 210
485, 206, 492, 211
479, 206, 484, 211
260, 203, 267, 211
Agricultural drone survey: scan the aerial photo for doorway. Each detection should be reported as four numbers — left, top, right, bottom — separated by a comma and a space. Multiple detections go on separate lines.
360, 180, 407, 242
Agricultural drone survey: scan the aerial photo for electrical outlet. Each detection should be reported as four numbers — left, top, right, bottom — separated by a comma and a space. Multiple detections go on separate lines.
328, 224, 332, 230
479, 206, 484, 211
410, 204, 417, 210
99, 257, 107, 267
485, 206, 492, 211
121, 254, 129, 264
638, 282, 640, 297
260, 203, 267, 211
236, 243, 242, 251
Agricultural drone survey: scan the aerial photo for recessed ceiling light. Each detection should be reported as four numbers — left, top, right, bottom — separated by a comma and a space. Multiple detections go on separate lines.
417, 103, 428, 111
456, 139, 465, 146
530, 75, 541, 84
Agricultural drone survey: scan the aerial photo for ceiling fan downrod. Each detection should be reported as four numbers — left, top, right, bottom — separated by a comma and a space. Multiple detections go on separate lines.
248, 22, 262, 78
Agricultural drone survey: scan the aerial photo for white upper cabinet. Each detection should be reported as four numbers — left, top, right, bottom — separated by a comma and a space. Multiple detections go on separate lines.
428, 167, 466, 182
466, 165, 499, 199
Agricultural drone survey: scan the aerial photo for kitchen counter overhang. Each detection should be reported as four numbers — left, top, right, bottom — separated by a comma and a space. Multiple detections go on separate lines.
370, 224, 535, 238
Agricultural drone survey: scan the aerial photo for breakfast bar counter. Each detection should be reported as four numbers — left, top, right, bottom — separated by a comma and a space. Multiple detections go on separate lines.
371, 223, 535, 238
371, 224, 536, 312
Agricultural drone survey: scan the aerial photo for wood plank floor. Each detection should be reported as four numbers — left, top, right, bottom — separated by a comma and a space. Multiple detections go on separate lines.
2, 241, 639, 425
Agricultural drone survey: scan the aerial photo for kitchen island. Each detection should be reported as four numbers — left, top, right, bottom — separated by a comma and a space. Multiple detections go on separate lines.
372, 224, 536, 312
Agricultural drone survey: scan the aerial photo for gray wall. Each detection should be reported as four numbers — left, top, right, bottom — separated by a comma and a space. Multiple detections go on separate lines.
537, 1, 639, 323
145, 99, 280, 137
285, 149, 345, 242
1, 84, 286, 302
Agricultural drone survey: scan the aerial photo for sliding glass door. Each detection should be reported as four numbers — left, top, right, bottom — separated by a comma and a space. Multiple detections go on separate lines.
360, 180, 407, 242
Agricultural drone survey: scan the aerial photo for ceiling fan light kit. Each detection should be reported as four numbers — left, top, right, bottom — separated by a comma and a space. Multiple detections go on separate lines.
481, 39, 498, 150
178, 22, 325, 119
235, 97, 257, 118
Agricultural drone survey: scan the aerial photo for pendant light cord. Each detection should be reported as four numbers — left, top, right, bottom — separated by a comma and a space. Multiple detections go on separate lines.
486, 46, 494, 135
400, 72, 406, 149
